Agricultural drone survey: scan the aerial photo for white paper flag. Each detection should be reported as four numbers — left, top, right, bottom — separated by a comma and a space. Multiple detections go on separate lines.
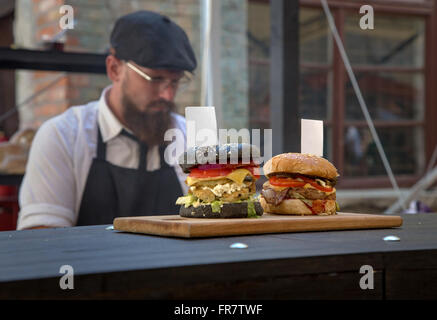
301, 119, 324, 157
185, 106, 218, 148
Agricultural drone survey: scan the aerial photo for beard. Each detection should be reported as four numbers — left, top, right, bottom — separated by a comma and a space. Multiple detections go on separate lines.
120, 92, 176, 146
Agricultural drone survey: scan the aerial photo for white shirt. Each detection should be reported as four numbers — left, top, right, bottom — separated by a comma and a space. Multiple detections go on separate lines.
17, 86, 188, 230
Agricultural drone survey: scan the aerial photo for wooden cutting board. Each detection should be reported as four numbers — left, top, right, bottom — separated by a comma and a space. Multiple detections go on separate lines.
113, 212, 403, 238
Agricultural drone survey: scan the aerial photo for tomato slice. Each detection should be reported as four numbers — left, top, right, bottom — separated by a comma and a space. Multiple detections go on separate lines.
248, 166, 261, 179
297, 175, 334, 193
269, 177, 306, 188
189, 164, 260, 180
269, 175, 334, 192
189, 167, 232, 179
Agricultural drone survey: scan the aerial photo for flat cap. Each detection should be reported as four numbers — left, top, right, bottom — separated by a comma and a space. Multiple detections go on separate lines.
110, 10, 197, 72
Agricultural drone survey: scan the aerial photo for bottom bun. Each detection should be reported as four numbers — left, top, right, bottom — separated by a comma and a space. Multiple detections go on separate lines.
179, 201, 263, 218
260, 197, 336, 216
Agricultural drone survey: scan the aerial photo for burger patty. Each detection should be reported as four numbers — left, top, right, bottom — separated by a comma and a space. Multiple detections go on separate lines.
191, 187, 252, 202
261, 183, 335, 206
191, 188, 216, 202
289, 187, 336, 200
261, 187, 288, 206
270, 173, 337, 187
190, 180, 256, 203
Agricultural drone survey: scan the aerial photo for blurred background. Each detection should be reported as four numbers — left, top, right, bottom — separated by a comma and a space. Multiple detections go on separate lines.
0, 0, 436, 230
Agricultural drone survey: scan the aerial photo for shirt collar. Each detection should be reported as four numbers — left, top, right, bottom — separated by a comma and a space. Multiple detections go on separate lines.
98, 86, 131, 143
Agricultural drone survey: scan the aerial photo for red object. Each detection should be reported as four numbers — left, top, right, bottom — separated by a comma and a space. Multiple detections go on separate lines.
189, 164, 260, 180
269, 175, 334, 193
0, 134, 19, 231
0, 185, 15, 197
298, 175, 334, 193
189, 167, 233, 179
312, 200, 327, 213
269, 176, 306, 188
0, 186, 19, 231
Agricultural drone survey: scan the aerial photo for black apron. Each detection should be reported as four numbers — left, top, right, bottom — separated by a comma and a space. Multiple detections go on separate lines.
76, 125, 183, 226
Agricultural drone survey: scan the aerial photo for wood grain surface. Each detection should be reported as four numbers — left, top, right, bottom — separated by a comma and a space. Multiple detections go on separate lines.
3, 213, 437, 299
113, 212, 403, 238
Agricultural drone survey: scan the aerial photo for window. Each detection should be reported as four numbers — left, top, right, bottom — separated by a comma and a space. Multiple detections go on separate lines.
343, 12, 426, 180
248, 0, 271, 131
304, 4, 429, 188
248, 0, 435, 188
299, 8, 333, 160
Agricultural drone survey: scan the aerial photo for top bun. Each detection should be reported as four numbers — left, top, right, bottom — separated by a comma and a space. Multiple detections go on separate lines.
179, 143, 261, 173
263, 153, 339, 180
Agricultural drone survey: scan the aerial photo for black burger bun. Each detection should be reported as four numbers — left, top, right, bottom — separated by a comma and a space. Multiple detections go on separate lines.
179, 201, 263, 218
179, 143, 261, 173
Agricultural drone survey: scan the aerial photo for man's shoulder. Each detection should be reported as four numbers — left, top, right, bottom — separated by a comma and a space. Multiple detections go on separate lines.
52, 100, 98, 124
41, 101, 99, 134
31, 100, 99, 157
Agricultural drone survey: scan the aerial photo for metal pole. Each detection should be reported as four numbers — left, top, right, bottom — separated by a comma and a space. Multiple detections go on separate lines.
0, 74, 65, 124
201, 0, 212, 106
320, 0, 407, 212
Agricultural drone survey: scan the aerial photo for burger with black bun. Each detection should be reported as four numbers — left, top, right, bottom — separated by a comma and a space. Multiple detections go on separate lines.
176, 143, 263, 218
260, 153, 339, 215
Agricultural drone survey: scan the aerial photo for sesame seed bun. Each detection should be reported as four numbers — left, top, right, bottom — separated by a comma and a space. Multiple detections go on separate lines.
263, 153, 339, 180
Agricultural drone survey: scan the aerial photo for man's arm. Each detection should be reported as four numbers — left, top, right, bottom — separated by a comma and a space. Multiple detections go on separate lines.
17, 119, 77, 230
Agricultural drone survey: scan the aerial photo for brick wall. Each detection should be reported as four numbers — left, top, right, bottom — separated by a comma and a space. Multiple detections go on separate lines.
14, 0, 248, 131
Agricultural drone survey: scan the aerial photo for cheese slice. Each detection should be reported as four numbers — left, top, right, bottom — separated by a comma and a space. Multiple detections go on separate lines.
226, 168, 252, 184
186, 168, 252, 186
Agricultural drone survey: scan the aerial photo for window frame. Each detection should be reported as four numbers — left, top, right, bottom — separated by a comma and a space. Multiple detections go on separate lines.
300, 0, 437, 189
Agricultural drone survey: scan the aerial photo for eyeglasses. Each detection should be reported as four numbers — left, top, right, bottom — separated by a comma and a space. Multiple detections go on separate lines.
125, 61, 192, 92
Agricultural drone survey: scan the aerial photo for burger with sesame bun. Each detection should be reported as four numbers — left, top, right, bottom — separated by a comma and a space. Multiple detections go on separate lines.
260, 153, 340, 216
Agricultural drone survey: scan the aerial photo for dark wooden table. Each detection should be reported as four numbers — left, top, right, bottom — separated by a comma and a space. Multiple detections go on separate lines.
1, 213, 437, 300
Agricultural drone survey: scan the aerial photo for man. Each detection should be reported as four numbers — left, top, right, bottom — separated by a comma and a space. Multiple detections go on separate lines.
17, 11, 197, 229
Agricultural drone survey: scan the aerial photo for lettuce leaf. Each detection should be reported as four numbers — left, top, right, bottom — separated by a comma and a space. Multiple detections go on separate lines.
177, 193, 260, 218
211, 200, 223, 213
246, 197, 260, 218
291, 192, 312, 207
175, 195, 198, 208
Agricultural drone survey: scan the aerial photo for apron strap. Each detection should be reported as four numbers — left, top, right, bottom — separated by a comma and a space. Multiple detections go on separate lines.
99, 127, 167, 172
120, 129, 148, 171
159, 145, 170, 169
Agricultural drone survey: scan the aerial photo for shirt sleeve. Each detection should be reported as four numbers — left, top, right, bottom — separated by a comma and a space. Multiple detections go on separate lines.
17, 119, 76, 229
